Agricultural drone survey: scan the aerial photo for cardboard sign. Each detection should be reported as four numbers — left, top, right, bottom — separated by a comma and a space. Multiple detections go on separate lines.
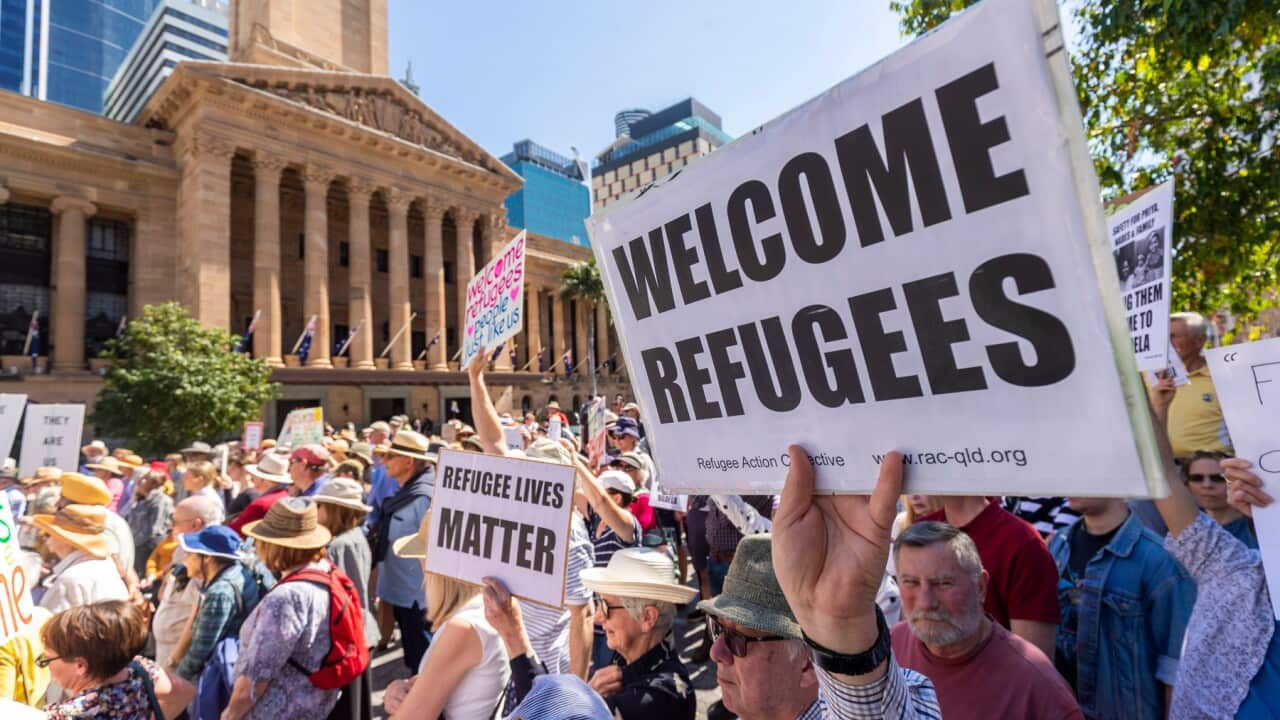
278, 407, 323, 449
0, 491, 35, 647
242, 421, 265, 451
18, 404, 84, 477
1107, 181, 1174, 371
427, 449, 575, 608
587, 399, 607, 467
585, 0, 1161, 496
503, 427, 525, 452
0, 394, 27, 461
649, 481, 689, 513
462, 230, 527, 368
1206, 339, 1280, 617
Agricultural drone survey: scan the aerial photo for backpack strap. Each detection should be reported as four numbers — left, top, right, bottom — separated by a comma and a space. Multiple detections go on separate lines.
277, 568, 336, 677
131, 659, 164, 720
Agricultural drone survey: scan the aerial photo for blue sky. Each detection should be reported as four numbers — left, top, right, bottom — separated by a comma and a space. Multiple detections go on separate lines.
388, 0, 908, 164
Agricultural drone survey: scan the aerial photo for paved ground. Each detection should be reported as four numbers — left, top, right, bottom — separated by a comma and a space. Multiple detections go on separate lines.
369, 591, 723, 718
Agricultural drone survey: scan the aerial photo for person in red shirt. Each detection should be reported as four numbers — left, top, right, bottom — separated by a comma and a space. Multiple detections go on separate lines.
920, 496, 1059, 659
227, 450, 292, 536
893, 520, 1082, 720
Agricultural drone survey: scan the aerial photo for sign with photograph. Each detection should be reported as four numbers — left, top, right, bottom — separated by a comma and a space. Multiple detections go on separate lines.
1107, 180, 1174, 371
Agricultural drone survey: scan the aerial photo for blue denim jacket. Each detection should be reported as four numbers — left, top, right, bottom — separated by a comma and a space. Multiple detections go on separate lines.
1049, 512, 1195, 720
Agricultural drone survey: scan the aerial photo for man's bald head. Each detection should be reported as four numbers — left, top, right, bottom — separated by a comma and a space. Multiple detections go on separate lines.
175, 495, 223, 530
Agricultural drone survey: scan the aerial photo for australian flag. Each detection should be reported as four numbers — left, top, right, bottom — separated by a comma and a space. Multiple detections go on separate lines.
536, 348, 547, 372
236, 311, 260, 353
25, 311, 38, 365
297, 316, 317, 363
333, 323, 358, 357
563, 349, 574, 378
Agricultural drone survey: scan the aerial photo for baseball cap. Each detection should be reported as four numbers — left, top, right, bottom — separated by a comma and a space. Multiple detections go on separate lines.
290, 443, 331, 467
611, 417, 641, 439
597, 470, 636, 497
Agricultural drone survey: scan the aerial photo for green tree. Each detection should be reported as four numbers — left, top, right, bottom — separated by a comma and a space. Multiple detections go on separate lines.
891, 0, 1280, 327
93, 302, 280, 456
559, 259, 605, 395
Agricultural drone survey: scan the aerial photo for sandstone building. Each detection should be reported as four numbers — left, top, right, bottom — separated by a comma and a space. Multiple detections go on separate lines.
0, 0, 627, 432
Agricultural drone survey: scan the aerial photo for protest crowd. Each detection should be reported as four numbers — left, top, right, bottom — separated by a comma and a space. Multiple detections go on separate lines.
1, 308, 1278, 720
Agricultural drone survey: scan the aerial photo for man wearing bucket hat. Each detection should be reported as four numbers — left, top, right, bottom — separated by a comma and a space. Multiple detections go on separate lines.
579, 547, 697, 719
57, 471, 135, 574
85, 455, 128, 513
227, 450, 293, 537
33, 505, 129, 612
370, 429, 437, 671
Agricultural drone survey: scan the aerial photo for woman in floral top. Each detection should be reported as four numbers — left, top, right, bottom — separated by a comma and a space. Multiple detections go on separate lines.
41, 600, 195, 719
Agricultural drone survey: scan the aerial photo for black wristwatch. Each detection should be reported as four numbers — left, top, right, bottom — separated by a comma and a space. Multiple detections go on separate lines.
802, 606, 891, 675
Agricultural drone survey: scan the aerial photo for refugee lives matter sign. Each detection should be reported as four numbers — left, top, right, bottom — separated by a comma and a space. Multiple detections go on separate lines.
586, 0, 1157, 496
461, 230, 527, 368
1207, 339, 1280, 617
1106, 180, 1173, 371
427, 449, 574, 607
18, 404, 85, 478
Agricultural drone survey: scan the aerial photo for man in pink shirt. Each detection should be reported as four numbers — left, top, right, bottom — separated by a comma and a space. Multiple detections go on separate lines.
892, 521, 1082, 720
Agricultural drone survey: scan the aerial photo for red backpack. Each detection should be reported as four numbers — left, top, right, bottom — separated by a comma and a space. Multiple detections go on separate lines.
279, 566, 370, 689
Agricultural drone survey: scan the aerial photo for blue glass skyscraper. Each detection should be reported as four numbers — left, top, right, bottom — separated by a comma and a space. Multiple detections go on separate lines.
501, 140, 592, 248
0, 0, 162, 114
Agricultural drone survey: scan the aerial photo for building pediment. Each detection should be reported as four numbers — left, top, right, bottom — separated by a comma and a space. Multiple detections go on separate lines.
140, 62, 521, 191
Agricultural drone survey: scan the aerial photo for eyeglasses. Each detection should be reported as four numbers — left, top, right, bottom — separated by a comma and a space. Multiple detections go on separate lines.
35, 653, 61, 668
1187, 473, 1226, 484
594, 594, 627, 619
707, 616, 787, 658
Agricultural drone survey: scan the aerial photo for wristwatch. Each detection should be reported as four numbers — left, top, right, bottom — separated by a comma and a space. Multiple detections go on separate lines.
802, 606, 891, 675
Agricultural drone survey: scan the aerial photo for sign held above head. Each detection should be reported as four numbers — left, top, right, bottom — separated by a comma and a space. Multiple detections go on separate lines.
461, 230, 527, 369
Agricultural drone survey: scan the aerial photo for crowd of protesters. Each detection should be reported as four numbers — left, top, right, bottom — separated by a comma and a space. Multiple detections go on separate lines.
1, 310, 1279, 719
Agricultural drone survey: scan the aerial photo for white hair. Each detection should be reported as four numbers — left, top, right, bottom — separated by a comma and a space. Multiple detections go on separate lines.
31, 486, 61, 514
179, 495, 224, 526
1171, 311, 1209, 341
620, 597, 677, 636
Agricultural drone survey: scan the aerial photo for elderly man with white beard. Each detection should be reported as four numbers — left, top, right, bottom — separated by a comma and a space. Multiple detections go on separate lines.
891, 522, 1082, 720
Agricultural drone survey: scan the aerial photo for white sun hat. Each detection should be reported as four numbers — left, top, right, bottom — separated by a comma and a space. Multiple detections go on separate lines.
580, 547, 697, 604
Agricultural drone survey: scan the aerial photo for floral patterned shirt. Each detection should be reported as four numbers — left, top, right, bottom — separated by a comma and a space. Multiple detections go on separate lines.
45, 656, 162, 719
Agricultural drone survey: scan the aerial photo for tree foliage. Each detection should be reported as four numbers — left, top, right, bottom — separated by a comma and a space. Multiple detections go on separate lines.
93, 302, 280, 456
890, 0, 1280, 326
559, 259, 605, 307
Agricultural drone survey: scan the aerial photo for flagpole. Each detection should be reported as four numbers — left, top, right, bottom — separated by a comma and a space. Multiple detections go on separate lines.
417, 331, 441, 361
21, 310, 36, 356
291, 315, 317, 354
335, 319, 364, 358
450, 346, 463, 363
379, 312, 417, 358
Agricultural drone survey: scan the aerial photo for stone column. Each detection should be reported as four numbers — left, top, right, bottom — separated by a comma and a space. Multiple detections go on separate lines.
302, 166, 334, 368
525, 285, 542, 372
423, 200, 448, 370
251, 153, 287, 367
50, 197, 96, 372
176, 132, 234, 328
596, 301, 609, 374
550, 291, 567, 372
575, 300, 590, 377
386, 188, 413, 370
487, 212, 514, 371
454, 207, 476, 369
347, 178, 376, 369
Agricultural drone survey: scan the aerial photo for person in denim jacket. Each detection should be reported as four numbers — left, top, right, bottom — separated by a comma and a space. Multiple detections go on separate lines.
1049, 497, 1195, 719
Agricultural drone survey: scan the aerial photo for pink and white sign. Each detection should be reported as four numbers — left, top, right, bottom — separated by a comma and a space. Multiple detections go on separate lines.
462, 230, 526, 368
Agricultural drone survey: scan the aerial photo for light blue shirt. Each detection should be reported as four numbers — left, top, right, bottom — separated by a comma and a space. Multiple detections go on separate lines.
365, 463, 396, 528
4, 486, 26, 518
375, 492, 431, 608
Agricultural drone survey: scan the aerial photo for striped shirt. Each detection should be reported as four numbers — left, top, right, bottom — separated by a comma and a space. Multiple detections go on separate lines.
520, 513, 594, 674
588, 509, 641, 568
815, 658, 940, 719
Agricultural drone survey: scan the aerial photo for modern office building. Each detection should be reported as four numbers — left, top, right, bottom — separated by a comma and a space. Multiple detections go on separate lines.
103, 0, 228, 123
501, 140, 591, 247
591, 98, 731, 209
0, 0, 164, 114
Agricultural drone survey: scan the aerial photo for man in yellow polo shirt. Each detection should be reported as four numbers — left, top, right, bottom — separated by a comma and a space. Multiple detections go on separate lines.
1166, 311, 1231, 457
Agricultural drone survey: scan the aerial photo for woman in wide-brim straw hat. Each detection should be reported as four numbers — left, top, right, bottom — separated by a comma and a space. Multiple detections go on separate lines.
32, 505, 129, 613
313, 478, 378, 720
579, 547, 698, 718
382, 512, 511, 720
226, 498, 340, 719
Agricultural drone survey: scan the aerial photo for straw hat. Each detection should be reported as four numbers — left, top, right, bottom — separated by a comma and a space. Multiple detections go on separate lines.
32, 505, 111, 559
182, 441, 213, 456
580, 547, 697, 604
119, 454, 145, 471
243, 497, 331, 549
348, 442, 375, 468
84, 457, 125, 477
375, 430, 436, 462
21, 466, 62, 487
80, 440, 107, 457
260, 439, 277, 450
244, 450, 292, 485
393, 512, 431, 559
313, 477, 372, 513
59, 472, 111, 506
697, 534, 801, 640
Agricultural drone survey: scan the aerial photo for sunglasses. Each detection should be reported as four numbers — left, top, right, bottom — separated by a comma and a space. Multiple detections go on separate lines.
707, 615, 787, 658
1187, 473, 1226, 484
35, 653, 62, 668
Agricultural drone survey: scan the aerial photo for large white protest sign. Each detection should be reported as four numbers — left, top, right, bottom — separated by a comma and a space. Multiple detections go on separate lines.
461, 230, 526, 368
0, 492, 36, 645
1206, 339, 1280, 617
586, 0, 1161, 495
278, 407, 323, 449
1106, 181, 1173, 371
427, 449, 574, 607
0, 394, 27, 461
17, 404, 84, 478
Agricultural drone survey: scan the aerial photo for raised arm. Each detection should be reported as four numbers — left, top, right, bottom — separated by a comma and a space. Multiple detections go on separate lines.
467, 352, 508, 457
569, 452, 636, 544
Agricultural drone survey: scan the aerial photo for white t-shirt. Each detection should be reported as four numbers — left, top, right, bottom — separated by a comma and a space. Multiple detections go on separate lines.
419, 595, 510, 718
